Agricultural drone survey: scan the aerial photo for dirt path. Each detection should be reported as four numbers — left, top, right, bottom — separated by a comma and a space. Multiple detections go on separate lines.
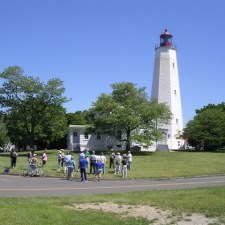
67, 202, 220, 225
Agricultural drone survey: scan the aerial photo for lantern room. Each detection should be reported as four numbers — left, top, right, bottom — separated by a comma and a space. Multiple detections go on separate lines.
160, 29, 173, 47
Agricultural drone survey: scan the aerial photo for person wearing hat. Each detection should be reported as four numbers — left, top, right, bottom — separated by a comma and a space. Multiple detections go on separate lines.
78, 149, 85, 160
29, 153, 39, 174
109, 150, 115, 169
115, 152, 122, 174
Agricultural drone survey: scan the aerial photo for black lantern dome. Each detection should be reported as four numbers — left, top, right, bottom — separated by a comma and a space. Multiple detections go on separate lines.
160, 29, 173, 47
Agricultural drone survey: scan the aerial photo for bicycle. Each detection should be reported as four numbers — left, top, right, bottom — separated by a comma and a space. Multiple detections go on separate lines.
22, 163, 46, 177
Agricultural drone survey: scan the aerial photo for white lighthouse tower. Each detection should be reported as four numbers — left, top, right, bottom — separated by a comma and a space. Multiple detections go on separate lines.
151, 29, 184, 150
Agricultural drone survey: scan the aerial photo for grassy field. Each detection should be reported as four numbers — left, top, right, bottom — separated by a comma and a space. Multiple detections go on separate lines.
1, 150, 225, 224
1, 150, 225, 179
0, 186, 225, 224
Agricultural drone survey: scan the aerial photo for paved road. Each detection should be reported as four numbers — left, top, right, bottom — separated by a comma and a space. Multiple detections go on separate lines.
1, 174, 225, 197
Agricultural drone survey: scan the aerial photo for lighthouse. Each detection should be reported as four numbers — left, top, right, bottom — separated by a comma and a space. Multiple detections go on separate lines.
151, 29, 184, 150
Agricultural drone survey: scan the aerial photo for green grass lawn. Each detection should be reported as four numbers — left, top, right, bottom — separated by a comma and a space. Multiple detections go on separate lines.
1, 150, 225, 179
1, 150, 225, 224
1, 186, 225, 224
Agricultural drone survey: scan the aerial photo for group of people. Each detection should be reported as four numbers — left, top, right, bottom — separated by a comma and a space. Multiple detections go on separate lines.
57, 148, 133, 182
58, 149, 107, 182
109, 150, 132, 178
27, 150, 48, 169
9, 149, 48, 169
8, 147, 132, 181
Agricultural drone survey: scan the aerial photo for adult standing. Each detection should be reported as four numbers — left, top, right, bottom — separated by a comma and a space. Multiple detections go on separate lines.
61, 149, 65, 167
78, 155, 88, 182
109, 150, 115, 169
90, 151, 96, 175
121, 154, 128, 178
95, 159, 103, 181
115, 152, 122, 174
126, 151, 132, 170
10, 149, 18, 169
67, 156, 76, 181
78, 149, 85, 160
57, 150, 63, 171
41, 150, 48, 167
64, 151, 72, 173
84, 149, 90, 168
100, 152, 106, 174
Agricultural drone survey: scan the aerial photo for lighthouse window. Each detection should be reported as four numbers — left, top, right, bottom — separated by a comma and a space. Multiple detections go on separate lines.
176, 119, 178, 124
174, 90, 176, 94
173, 63, 175, 68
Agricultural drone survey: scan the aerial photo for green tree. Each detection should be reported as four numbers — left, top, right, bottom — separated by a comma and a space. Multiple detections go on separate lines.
0, 117, 9, 147
184, 103, 225, 150
66, 110, 90, 125
0, 66, 70, 149
89, 82, 172, 150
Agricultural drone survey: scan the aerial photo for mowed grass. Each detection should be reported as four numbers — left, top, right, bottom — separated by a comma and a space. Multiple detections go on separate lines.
1, 150, 225, 224
1, 186, 225, 224
1, 150, 225, 179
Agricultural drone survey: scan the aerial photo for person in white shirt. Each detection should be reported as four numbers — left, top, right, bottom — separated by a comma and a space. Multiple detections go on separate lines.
126, 151, 132, 170
115, 152, 122, 174
100, 153, 107, 174
64, 152, 72, 173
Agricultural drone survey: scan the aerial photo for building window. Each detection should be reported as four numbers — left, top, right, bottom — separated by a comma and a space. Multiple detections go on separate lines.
174, 90, 176, 95
73, 132, 77, 137
97, 132, 101, 140
116, 130, 122, 140
84, 132, 89, 139
173, 63, 175, 68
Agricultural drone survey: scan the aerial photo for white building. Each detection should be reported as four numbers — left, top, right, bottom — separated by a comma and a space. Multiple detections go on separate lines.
151, 29, 184, 150
67, 125, 124, 151
67, 125, 156, 152
67, 29, 184, 151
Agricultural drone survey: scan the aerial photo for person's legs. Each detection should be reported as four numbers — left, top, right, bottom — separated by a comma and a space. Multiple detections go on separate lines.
67, 167, 72, 180
124, 166, 127, 178
80, 168, 84, 181
127, 161, 131, 170
84, 169, 87, 181
102, 164, 106, 174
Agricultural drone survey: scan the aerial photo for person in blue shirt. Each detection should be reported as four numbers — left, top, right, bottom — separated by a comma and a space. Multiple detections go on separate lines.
67, 156, 76, 181
95, 159, 103, 181
78, 155, 88, 182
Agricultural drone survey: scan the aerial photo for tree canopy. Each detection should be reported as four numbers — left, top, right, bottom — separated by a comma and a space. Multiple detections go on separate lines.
0, 66, 70, 149
184, 102, 225, 150
89, 82, 172, 150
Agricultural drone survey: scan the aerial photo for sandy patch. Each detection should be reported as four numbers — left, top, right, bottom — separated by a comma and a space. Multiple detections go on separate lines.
66, 202, 220, 225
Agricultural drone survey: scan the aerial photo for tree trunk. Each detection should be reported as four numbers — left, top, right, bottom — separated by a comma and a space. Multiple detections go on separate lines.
126, 128, 131, 151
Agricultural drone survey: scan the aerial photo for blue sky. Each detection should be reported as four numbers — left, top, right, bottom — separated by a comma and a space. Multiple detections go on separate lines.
0, 0, 224, 126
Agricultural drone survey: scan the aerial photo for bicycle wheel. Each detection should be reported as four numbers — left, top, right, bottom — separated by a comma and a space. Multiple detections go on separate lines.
38, 168, 46, 177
